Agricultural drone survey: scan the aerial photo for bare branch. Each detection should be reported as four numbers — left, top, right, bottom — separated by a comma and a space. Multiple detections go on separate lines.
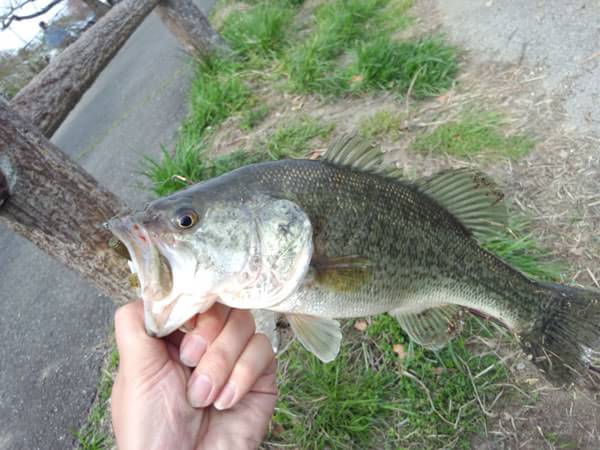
1, 0, 63, 30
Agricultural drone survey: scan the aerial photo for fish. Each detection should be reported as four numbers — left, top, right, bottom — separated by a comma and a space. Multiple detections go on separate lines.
108, 134, 600, 387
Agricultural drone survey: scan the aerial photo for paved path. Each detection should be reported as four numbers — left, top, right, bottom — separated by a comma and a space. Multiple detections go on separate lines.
0, 3, 210, 448
434, 0, 600, 137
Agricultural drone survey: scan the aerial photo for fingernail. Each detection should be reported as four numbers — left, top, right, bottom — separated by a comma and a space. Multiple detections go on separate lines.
188, 374, 213, 408
214, 381, 236, 410
180, 334, 207, 367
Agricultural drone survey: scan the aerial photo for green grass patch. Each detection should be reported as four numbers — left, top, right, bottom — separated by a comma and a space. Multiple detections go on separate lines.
74, 343, 119, 450
359, 110, 405, 139
263, 116, 335, 159
269, 316, 509, 449
412, 112, 535, 159
143, 143, 269, 197
285, 0, 400, 93
221, 1, 296, 61
240, 104, 270, 130
182, 56, 251, 141
483, 217, 566, 281
350, 36, 458, 96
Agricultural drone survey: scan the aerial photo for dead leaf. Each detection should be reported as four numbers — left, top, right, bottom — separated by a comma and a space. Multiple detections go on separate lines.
308, 148, 325, 160
353, 319, 368, 332
271, 422, 284, 436
393, 343, 406, 359
351, 74, 364, 83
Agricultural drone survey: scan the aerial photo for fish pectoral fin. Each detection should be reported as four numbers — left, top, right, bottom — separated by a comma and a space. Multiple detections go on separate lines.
310, 255, 372, 292
391, 305, 465, 350
287, 314, 342, 363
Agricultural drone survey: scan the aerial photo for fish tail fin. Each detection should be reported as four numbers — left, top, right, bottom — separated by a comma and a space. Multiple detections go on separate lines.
520, 282, 600, 388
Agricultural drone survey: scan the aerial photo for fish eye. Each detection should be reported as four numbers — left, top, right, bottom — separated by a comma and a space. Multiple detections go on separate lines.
174, 209, 198, 229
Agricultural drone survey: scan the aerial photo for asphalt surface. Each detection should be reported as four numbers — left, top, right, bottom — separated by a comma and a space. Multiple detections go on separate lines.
434, 0, 600, 136
0, 4, 210, 448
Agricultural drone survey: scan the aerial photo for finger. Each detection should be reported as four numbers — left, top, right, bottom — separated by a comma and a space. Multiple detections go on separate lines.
179, 303, 231, 367
187, 309, 256, 408
213, 333, 276, 410
114, 300, 168, 373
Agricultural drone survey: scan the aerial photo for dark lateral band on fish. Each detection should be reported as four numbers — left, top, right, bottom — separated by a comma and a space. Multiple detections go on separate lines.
107, 133, 600, 389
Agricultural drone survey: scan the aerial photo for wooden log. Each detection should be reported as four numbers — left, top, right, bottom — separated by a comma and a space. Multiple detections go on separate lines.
0, 103, 134, 303
155, 0, 230, 58
9, 0, 160, 137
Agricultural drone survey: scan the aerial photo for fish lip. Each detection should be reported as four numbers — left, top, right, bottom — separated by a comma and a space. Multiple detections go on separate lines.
107, 215, 173, 303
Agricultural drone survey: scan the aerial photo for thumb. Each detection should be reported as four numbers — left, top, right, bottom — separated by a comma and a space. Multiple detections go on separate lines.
114, 300, 169, 375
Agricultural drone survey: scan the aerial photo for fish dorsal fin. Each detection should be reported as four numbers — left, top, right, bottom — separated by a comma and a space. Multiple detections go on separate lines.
323, 134, 402, 178
416, 168, 508, 240
287, 314, 342, 362
391, 305, 464, 350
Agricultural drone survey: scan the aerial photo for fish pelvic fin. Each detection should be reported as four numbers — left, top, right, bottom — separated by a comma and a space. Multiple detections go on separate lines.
391, 305, 465, 350
519, 282, 600, 389
287, 314, 342, 363
415, 168, 508, 241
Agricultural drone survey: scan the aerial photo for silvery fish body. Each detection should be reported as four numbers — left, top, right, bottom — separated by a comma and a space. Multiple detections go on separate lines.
109, 136, 600, 387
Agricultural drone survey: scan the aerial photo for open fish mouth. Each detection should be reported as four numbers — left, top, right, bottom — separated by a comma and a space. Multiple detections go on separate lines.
107, 216, 173, 303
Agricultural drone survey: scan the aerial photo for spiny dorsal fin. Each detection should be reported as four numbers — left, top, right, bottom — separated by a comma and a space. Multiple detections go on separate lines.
416, 168, 508, 240
391, 305, 465, 350
322, 134, 402, 179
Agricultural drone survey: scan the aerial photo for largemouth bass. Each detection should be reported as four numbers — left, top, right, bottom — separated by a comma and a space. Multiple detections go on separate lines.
109, 135, 600, 386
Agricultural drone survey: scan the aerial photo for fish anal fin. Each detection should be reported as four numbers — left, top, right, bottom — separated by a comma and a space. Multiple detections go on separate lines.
311, 255, 372, 292
391, 305, 465, 350
415, 168, 508, 240
287, 314, 342, 362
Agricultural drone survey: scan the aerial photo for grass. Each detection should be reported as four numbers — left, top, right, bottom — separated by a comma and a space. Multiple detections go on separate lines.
143, 116, 334, 196
182, 56, 251, 141
74, 343, 119, 450
263, 116, 334, 159
412, 112, 535, 159
284, 0, 455, 96
350, 36, 458, 97
359, 110, 405, 139
221, 1, 296, 61
132, 1, 562, 449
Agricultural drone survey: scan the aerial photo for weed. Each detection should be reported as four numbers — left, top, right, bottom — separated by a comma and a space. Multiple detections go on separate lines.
483, 217, 566, 281
285, 0, 390, 93
143, 143, 271, 197
351, 36, 458, 97
221, 1, 295, 60
359, 110, 405, 139
412, 112, 535, 159
263, 116, 334, 159
74, 343, 119, 450
240, 104, 270, 130
182, 56, 251, 142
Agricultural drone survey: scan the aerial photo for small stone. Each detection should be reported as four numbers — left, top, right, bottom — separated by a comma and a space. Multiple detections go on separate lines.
516, 362, 526, 370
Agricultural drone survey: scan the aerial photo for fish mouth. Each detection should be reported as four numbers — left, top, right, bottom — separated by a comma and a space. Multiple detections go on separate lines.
108, 215, 217, 337
107, 216, 173, 303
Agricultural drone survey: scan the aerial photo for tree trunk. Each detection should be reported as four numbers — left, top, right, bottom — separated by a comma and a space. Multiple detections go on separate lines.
9, 0, 160, 137
80, 0, 111, 17
155, 0, 230, 58
0, 103, 134, 303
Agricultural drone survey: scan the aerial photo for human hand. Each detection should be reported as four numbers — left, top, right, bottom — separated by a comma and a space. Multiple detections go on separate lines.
111, 300, 277, 450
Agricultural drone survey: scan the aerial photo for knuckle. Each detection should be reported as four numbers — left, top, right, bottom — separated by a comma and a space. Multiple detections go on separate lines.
230, 309, 255, 335
233, 359, 255, 382
204, 348, 231, 375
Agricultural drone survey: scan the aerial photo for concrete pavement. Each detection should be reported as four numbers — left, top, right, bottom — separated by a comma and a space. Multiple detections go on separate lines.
0, 4, 209, 448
